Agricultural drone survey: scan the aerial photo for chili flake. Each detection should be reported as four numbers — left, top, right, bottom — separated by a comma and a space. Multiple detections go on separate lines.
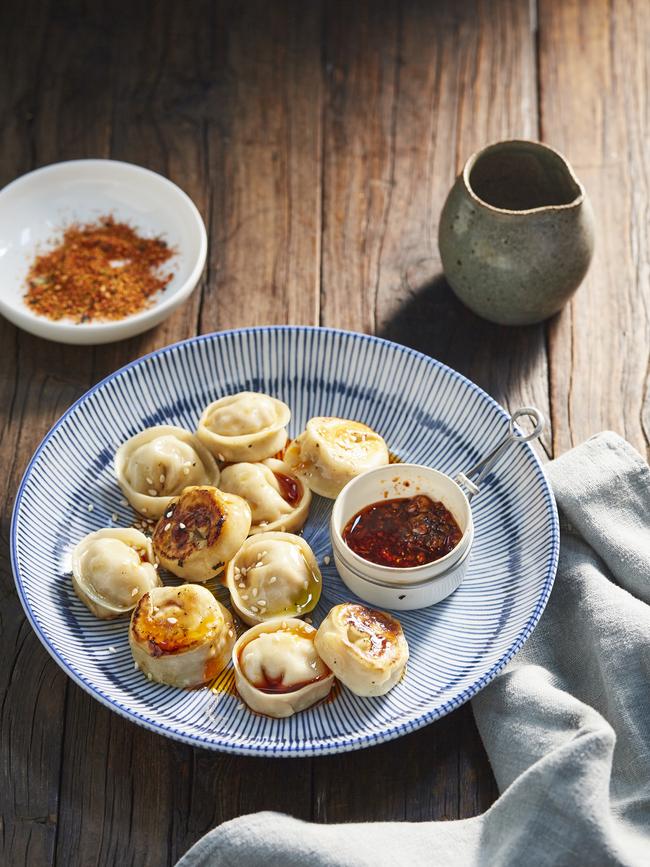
24, 216, 175, 323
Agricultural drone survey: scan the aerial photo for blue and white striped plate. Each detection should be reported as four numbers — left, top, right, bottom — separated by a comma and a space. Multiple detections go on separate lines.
11, 327, 558, 756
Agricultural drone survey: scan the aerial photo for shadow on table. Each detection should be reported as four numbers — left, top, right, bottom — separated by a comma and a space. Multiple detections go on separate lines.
378, 273, 549, 410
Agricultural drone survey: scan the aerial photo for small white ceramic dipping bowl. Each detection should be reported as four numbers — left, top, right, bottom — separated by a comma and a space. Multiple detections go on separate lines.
0, 159, 207, 345
330, 464, 474, 611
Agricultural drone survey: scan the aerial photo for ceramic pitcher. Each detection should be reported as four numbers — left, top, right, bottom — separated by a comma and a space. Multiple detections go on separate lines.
438, 140, 594, 325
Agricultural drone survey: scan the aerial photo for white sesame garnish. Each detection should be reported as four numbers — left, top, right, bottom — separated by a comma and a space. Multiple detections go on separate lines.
238, 582, 245, 589
134, 662, 139, 671
146, 477, 153, 485
269, 576, 277, 584
241, 595, 249, 601
237, 703, 245, 711
305, 616, 312, 624
131, 587, 139, 597
179, 522, 186, 529
111, 512, 118, 522
303, 580, 309, 589
250, 605, 259, 613
87, 504, 94, 512
183, 467, 190, 475
167, 617, 177, 624
217, 453, 225, 462
228, 629, 234, 638
258, 599, 267, 607
166, 510, 173, 518
251, 587, 258, 597
153, 563, 159, 569
165, 523, 171, 531
147, 673, 153, 680
259, 521, 268, 527
159, 474, 165, 484
142, 507, 148, 514
121, 498, 128, 506
108, 645, 116, 653
323, 555, 331, 565
148, 488, 157, 496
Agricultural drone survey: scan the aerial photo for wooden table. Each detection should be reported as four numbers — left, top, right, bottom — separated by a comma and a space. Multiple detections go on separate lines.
2, 1, 648, 864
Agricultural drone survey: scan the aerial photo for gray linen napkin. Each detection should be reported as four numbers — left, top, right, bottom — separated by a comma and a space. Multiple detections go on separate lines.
177, 432, 650, 867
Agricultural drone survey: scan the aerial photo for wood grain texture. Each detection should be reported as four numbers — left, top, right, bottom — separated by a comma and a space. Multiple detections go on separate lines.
2, 0, 647, 864
198, 1, 322, 332
539, 0, 650, 457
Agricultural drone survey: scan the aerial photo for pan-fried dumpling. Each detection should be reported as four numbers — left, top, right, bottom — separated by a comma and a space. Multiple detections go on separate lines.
284, 417, 389, 499
115, 425, 220, 519
219, 458, 311, 534
314, 603, 409, 696
72, 528, 161, 620
233, 618, 334, 717
152, 485, 251, 582
197, 392, 290, 462
130, 584, 235, 688
225, 531, 321, 625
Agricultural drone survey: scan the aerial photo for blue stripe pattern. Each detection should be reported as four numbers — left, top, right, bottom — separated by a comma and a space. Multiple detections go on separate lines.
11, 327, 559, 756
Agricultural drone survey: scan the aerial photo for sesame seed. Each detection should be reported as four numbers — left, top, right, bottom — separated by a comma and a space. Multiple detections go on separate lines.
111, 512, 119, 522
323, 555, 331, 565
166, 510, 173, 518
147, 673, 153, 680
237, 703, 245, 711
108, 645, 116, 653
179, 522, 186, 529
269, 576, 277, 584
241, 595, 249, 601
251, 588, 258, 597
165, 523, 171, 531
303, 580, 309, 589
228, 629, 234, 638
153, 563, 159, 569
217, 453, 225, 462
87, 504, 94, 512
146, 477, 153, 485
131, 587, 139, 597
121, 498, 129, 506
258, 599, 267, 607
183, 467, 190, 475
250, 605, 259, 613
148, 488, 157, 496
159, 474, 165, 484
168, 617, 177, 624
142, 507, 148, 514
238, 582, 245, 589
134, 662, 139, 671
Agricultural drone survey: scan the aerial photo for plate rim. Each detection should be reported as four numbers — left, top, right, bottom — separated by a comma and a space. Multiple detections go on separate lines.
11, 325, 560, 756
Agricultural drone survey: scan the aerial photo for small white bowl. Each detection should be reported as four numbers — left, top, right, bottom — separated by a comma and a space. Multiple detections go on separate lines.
0, 159, 207, 345
330, 464, 474, 610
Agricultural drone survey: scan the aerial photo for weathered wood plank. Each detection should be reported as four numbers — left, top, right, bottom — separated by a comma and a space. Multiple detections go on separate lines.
0, 2, 115, 865
198, 0, 323, 333
540, 0, 650, 457
314, 0, 539, 825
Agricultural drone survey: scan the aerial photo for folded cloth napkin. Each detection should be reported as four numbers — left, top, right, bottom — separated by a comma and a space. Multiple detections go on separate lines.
177, 432, 650, 867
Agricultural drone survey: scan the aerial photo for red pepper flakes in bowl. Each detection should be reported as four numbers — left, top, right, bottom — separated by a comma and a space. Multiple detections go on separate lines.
24, 216, 175, 323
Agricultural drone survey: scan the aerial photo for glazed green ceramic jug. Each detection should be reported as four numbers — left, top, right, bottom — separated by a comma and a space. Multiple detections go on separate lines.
439, 140, 594, 325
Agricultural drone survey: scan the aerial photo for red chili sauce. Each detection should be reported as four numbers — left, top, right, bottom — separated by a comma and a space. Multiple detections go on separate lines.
342, 494, 462, 568
273, 471, 302, 506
